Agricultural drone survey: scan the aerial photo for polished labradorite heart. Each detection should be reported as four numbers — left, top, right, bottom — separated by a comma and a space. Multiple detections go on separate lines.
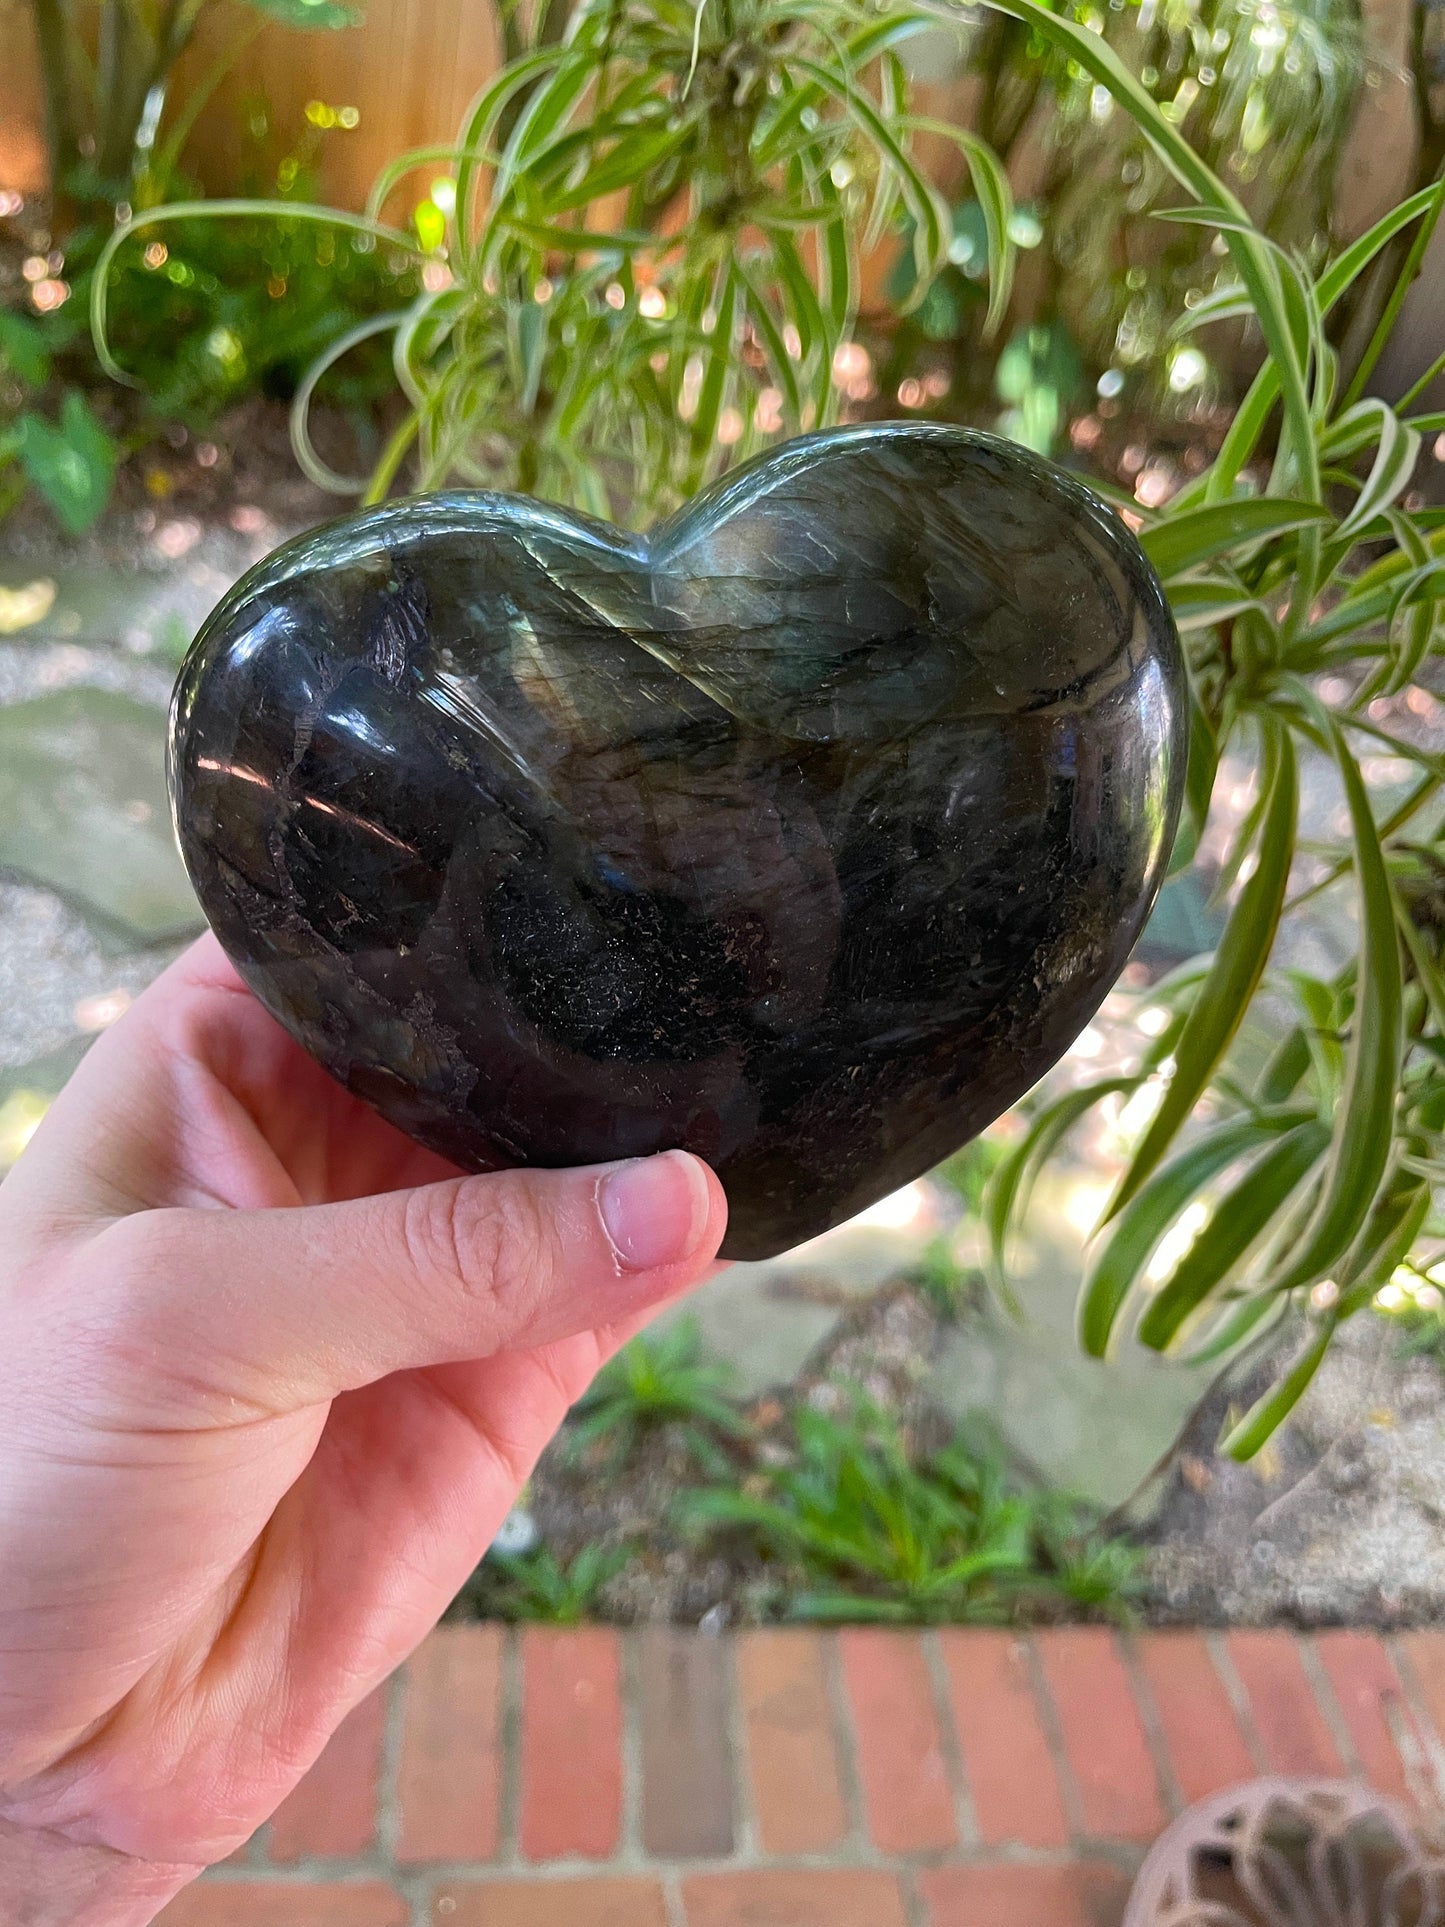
170, 424, 1185, 1258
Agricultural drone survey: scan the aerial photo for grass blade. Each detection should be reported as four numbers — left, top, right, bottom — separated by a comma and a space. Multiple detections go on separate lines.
910, 119, 1016, 337
687, 262, 738, 484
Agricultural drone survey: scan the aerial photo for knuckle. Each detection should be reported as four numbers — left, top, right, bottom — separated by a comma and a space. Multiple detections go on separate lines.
398, 1178, 554, 1334
399, 1181, 471, 1293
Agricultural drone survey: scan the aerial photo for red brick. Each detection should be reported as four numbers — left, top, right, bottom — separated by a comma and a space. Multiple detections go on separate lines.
519, 1626, 623, 1862
159, 1884, 407, 1926
266, 1687, 388, 1862
1313, 1630, 1418, 1800
1398, 1629, 1445, 1758
838, 1629, 956, 1853
683, 1870, 910, 1927
1224, 1630, 1343, 1777
1135, 1632, 1256, 1805
1035, 1628, 1166, 1842
433, 1879, 668, 1926
938, 1629, 1069, 1848
738, 1631, 849, 1855
918, 1863, 1130, 1927
639, 1627, 735, 1857
396, 1624, 503, 1864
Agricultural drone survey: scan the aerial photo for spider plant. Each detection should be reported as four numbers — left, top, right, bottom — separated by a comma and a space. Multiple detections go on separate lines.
966, 0, 1445, 1459
92, 0, 1016, 522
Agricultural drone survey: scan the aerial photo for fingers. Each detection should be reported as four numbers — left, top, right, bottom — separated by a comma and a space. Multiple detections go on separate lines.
97, 1150, 727, 1412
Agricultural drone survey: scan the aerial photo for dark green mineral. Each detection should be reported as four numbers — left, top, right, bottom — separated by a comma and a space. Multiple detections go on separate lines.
169, 424, 1186, 1258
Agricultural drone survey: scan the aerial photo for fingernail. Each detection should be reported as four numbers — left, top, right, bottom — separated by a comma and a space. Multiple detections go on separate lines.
599, 1150, 710, 1271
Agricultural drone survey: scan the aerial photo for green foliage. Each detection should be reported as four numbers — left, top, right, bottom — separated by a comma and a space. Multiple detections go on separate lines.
0, 310, 54, 390
966, 0, 1445, 1459
6, 130, 415, 531
0, 306, 119, 529
680, 1398, 1137, 1622
933, 1133, 1007, 1217
95, 189, 420, 423
8, 0, 383, 533
569, 1317, 748, 1473
977, 0, 1360, 395
906, 1237, 986, 1321
3, 391, 119, 533
247, 0, 358, 26
97, 0, 1016, 521
873, 0, 1368, 438
993, 316, 1085, 454
470, 1541, 631, 1622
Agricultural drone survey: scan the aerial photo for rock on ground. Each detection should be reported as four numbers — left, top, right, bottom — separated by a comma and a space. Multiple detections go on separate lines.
1143, 1315, 1445, 1626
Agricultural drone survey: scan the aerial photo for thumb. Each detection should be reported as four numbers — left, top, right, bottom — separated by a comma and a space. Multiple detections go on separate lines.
98, 1150, 726, 1412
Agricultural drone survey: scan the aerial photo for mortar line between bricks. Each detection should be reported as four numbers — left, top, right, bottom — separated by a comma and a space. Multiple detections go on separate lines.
190, 1838, 1138, 1911
900, 1863, 931, 1927
821, 1629, 870, 1854
1297, 1633, 1364, 1778
620, 1628, 646, 1870
1119, 1632, 1182, 1818
376, 1670, 431, 1927
721, 1629, 756, 1861
922, 1629, 978, 1852
661, 1866, 688, 1927
192, 1841, 1138, 1887
1385, 1634, 1445, 1816
1203, 1631, 1270, 1776
394, 1864, 435, 1927
497, 1624, 523, 1869
1021, 1635, 1086, 1847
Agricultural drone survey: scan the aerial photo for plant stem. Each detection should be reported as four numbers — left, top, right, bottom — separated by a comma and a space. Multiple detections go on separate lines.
362, 412, 421, 504
96, 0, 141, 181
150, 14, 265, 187
29, 0, 82, 204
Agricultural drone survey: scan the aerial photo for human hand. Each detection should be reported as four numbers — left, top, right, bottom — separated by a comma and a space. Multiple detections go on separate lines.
0, 937, 726, 1925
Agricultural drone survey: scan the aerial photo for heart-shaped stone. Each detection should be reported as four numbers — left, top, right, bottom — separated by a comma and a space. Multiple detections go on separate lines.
171, 425, 1184, 1258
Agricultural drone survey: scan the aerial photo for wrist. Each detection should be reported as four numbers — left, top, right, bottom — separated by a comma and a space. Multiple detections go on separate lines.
0, 1814, 196, 1927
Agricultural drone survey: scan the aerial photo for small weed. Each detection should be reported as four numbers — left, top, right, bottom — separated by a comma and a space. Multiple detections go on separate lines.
932, 1138, 1008, 1218
907, 1236, 986, 1323
468, 1542, 631, 1624
1383, 1303, 1445, 1362
569, 1317, 748, 1475
678, 1398, 1137, 1625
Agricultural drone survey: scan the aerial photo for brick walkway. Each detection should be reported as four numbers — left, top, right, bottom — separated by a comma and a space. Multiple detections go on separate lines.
161, 1625, 1445, 1926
